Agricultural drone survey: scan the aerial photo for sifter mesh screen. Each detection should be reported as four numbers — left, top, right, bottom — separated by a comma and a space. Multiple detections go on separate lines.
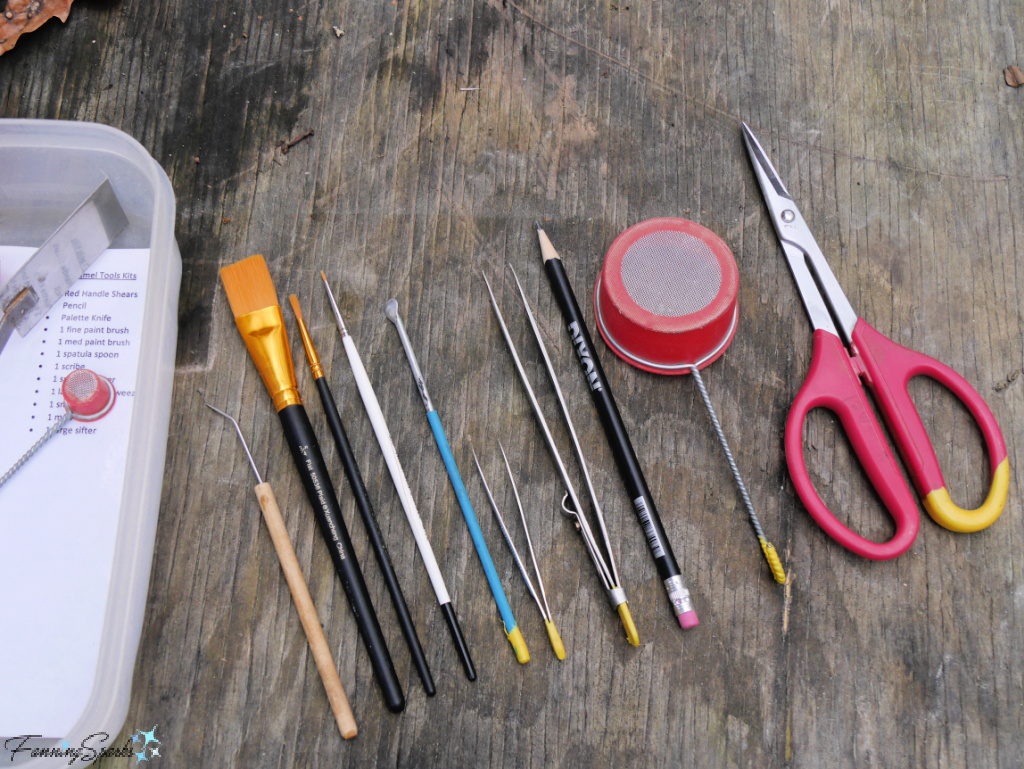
63, 369, 100, 405
620, 231, 722, 317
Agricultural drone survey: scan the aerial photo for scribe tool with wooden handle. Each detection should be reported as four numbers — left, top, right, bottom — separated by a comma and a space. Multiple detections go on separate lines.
205, 401, 357, 740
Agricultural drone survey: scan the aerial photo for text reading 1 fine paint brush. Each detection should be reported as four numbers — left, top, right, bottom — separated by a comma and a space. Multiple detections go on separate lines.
321, 272, 477, 681
473, 446, 566, 660
384, 298, 530, 664
535, 223, 700, 626
482, 272, 639, 646
204, 401, 357, 739
289, 295, 436, 696
219, 255, 405, 713
507, 264, 629, 621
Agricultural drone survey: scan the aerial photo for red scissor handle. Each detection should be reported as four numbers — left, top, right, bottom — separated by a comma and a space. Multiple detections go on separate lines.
786, 329, 920, 559
851, 320, 1009, 533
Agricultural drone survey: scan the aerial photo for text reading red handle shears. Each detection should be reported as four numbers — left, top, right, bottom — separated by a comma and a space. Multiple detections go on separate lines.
742, 123, 1009, 560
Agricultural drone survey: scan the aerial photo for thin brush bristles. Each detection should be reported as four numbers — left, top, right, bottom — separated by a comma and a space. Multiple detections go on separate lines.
220, 255, 280, 317
288, 294, 306, 325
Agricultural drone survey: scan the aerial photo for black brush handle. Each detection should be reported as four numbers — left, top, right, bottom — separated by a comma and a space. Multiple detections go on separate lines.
439, 602, 476, 681
315, 377, 437, 697
542, 259, 680, 583
277, 403, 406, 713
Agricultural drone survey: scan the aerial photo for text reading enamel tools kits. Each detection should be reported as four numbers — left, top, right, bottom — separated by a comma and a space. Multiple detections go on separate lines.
535, 223, 700, 628
289, 296, 436, 696
741, 123, 1009, 559
482, 272, 640, 647
204, 402, 357, 740
321, 273, 477, 681
385, 298, 530, 664
591, 218, 787, 584
473, 445, 566, 659
0, 368, 116, 490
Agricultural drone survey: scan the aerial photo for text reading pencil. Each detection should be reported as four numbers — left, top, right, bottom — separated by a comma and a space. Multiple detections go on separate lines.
321, 272, 477, 681
205, 402, 357, 739
535, 224, 699, 628
290, 295, 436, 696
219, 255, 405, 713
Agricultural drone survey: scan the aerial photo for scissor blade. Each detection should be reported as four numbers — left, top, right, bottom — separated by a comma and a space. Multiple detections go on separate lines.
741, 123, 858, 343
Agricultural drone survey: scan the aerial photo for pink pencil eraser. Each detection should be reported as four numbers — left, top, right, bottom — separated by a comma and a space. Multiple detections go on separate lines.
678, 610, 699, 629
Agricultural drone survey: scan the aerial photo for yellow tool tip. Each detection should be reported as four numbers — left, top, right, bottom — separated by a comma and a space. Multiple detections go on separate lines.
507, 626, 530, 664
320, 270, 328, 281
760, 538, 787, 584
617, 603, 640, 646
544, 620, 566, 660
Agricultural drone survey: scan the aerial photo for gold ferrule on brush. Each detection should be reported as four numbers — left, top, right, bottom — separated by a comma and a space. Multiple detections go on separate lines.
291, 306, 325, 380
234, 305, 302, 411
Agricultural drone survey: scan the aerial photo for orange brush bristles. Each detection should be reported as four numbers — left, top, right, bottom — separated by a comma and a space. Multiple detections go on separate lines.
220, 255, 280, 317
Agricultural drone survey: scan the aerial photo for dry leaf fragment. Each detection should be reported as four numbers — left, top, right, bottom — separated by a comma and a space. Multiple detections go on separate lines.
0, 0, 74, 55
1004, 65, 1024, 87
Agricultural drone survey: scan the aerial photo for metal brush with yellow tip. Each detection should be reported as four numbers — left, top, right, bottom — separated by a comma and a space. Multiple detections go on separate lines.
483, 272, 639, 646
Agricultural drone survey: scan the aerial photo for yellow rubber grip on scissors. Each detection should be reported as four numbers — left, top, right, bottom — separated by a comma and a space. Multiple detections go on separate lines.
923, 458, 1009, 533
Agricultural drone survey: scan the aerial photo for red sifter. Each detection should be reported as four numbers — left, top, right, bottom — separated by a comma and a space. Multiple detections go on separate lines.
594, 218, 786, 582
0, 368, 116, 489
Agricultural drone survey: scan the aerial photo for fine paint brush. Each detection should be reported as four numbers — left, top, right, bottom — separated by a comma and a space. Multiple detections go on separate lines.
506, 264, 627, 613
219, 255, 406, 713
204, 401, 357, 739
289, 295, 437, 696
384, 298, 530, 664
534, 223, 699, 628
482, 272, 640, 646
320, 271, 477, 681
473, 447, 566, 660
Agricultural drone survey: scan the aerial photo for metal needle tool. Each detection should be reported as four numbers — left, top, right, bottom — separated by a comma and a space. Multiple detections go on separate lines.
492, 444, 566, 659
482, 272, 639, 646
385, 298, 530, 664
506, 264, 626, 600
204, 401, 357, 739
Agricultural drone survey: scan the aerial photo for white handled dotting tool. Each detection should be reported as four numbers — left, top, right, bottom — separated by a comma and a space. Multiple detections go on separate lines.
321, 272, 476, 681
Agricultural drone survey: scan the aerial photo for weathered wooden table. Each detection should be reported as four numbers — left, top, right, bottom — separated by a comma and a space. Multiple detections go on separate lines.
3, 0, 1022, 766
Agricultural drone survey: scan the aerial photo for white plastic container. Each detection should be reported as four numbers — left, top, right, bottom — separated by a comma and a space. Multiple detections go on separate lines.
0, 120, 180, 767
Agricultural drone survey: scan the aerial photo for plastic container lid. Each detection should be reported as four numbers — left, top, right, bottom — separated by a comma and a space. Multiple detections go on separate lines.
0, 120, 180, 767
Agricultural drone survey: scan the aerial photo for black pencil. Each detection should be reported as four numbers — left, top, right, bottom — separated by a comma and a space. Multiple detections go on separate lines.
220, 255, 406, 713
534, 224, 699, 629
289, 295, 437, 697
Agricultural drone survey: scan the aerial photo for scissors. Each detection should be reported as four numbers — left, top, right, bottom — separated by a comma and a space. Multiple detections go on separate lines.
741, 123, 1010, 560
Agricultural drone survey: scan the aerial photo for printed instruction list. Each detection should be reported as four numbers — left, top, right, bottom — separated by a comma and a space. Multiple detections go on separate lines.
0, 247, 150, 739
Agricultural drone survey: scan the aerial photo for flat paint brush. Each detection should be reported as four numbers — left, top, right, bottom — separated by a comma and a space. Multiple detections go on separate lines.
219, 255, 405, 713
289, 295, 437, 696
384, 298, 529, 664
321, 272, 477, 682
205, 401, 357, 739
535, 223, 699, 629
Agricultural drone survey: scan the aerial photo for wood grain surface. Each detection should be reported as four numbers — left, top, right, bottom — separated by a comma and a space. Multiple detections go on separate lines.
2, 0, 1023, 766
